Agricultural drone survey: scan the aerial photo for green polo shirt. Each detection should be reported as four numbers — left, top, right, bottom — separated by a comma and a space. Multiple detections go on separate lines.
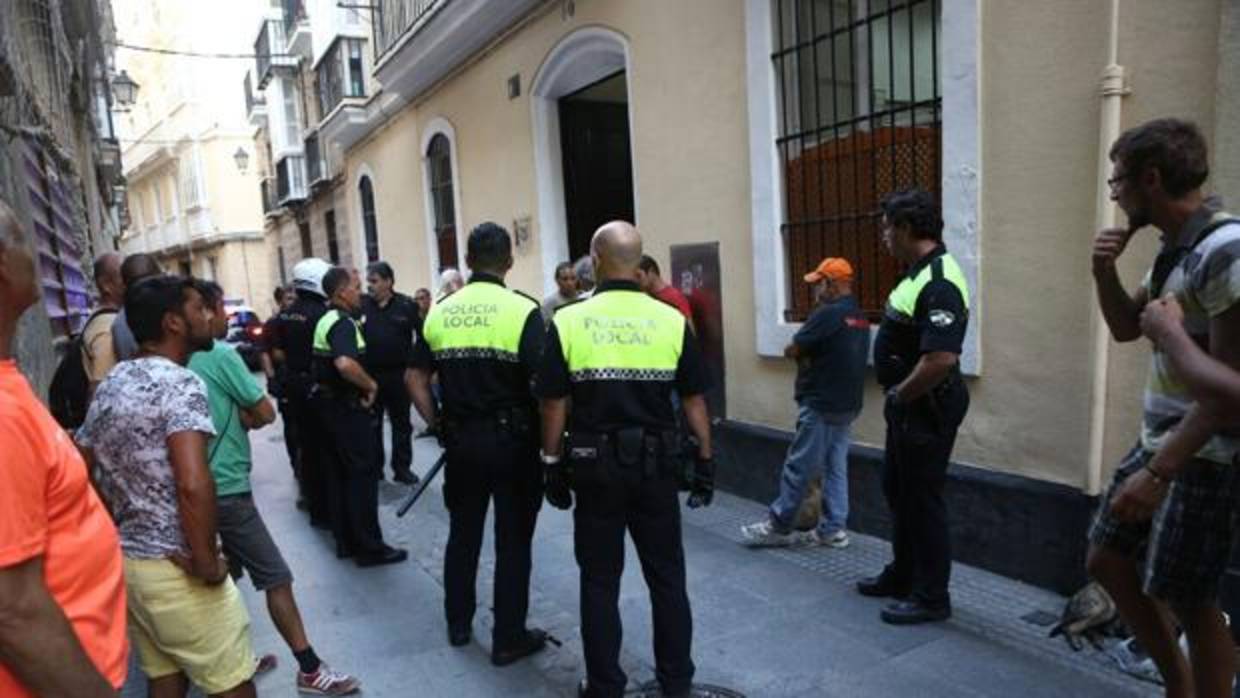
189, 342, 266, 496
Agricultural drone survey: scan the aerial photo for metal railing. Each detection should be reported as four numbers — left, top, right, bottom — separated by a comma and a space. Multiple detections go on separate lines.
374, 0, 442, 60
276, 155, 307, 204
315, 37, 366, 119
244, 71, 265, 115
255, 20, 297, 88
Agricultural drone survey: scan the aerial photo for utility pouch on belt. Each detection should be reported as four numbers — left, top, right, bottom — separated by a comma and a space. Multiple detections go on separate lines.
615, 427, 645, 470
567, 432, 609, 487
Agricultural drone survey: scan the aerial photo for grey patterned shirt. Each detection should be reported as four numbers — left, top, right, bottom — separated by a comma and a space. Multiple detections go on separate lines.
77, 356, 216, 558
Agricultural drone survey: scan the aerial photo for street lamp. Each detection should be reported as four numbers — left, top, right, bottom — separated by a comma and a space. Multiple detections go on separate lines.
111, 70, 139, 107
233, 147, 250, 174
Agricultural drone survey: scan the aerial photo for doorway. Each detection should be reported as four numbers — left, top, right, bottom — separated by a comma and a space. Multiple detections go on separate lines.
558, 71, 634, 260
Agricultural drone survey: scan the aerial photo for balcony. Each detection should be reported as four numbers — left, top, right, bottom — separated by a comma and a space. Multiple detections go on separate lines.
255, 19, 298, 89
373, 0, 540, 102
244, 72, 267, 126
282, 0, 312, 59
315, 37, 366, 119
305, 133, 328, 187
276, 155, 308, 205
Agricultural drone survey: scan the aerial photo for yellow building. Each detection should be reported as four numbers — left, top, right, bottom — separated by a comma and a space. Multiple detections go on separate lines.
248, 0, 1240, 595
115, 0, 273, 313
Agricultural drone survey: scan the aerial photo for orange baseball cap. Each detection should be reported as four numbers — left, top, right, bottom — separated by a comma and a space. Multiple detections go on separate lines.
804, 257, 854, 283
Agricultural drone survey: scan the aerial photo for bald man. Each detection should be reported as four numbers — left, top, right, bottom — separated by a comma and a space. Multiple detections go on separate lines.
112, 253, 162, 361
536, 221, 716, 698
82, 253, 124, 394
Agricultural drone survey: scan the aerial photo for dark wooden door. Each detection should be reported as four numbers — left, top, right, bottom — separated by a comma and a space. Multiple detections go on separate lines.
559, 99, 635, 260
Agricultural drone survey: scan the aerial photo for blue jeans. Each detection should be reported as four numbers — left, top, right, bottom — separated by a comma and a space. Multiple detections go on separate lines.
769, 404, 854, 535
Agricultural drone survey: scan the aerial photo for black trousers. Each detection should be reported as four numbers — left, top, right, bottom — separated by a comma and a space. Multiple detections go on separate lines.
277, 397, 299, 479
371, 367, 414, 477
316, 395, 387, 556
880, 388, 968, 607
574, 467, 694, 698
443, 426, 545, 649
288, 395, 331, 527
442, 425, 542, 647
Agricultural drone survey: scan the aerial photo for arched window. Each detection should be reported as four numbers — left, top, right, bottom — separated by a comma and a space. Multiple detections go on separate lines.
426, 133, 457, 273
359, 175, 379, 262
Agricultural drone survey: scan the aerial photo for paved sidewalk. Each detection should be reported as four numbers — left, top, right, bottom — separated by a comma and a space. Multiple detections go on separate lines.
215, 414, 1162, 698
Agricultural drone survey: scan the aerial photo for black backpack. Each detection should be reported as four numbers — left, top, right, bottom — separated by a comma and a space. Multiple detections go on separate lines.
49, 308, 117, 429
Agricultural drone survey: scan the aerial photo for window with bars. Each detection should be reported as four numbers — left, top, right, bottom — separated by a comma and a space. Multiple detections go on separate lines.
426, 134, 458, 273
178, 151, 202, 209
325, 209, 340, 264
299, 221, 312, 258
772, 0, 941, 321
359, 176, 380, 263
21, 137, 90, 338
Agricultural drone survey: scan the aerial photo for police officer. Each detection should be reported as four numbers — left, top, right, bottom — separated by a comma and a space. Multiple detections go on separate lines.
273, 259, 332, 526
857, 189, 970, 625
362, 261, 420, 484
536, 221, 715, 698
408, 222, 547, 664
313, 266, 407, 567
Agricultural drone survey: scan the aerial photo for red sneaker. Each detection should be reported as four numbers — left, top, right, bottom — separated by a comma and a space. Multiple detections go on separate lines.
297, 664, 361, 695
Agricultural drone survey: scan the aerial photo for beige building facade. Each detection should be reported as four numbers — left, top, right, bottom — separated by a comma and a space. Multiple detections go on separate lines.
115, 0, 273, 312
255, 0, 1240, 592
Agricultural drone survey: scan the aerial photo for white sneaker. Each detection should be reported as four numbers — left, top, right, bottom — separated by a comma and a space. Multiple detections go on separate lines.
809, 530, 850, 548
740, 519, 800, 547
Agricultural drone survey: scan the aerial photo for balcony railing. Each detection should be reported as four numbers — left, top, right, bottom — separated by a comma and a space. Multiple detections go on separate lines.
276, 155, 307, 204
244, 71, 265, 116
282, 0, 307, 40
255, 20, 297, 89
305, 133, 326, 185
375, 0, 442, 59
315, 37, 367, 119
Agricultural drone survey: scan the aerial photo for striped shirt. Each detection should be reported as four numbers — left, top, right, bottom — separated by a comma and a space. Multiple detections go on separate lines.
1141, 202, 1240, 464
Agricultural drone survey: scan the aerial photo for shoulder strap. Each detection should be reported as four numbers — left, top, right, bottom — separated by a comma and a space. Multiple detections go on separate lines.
1150, 217, 1240, 298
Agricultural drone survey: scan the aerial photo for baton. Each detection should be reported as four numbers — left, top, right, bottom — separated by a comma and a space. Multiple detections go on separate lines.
396, 452, 447, 518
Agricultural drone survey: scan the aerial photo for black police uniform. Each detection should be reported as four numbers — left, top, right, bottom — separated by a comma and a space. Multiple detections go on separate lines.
872, 243, 970, 610
313, 305, 395, 563
262, 310, 299, 481
411, 273, 545, 650
272, 290, 330, 526
536, 279, 711, 698
361, 292, 420, 482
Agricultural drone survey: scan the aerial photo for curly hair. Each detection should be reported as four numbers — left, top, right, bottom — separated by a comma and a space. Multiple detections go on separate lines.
1109, 118, 1209, 198
880, 189, 943, 241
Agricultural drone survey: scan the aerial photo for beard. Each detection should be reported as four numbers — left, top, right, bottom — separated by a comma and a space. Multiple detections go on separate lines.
190, 333, 215, 353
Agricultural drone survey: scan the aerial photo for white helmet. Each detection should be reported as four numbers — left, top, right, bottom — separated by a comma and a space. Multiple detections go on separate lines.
291, 258, 332, 298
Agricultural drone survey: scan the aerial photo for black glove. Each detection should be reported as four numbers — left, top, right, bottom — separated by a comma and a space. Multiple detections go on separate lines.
545, 460, 573, 510
686, 454, 715, 509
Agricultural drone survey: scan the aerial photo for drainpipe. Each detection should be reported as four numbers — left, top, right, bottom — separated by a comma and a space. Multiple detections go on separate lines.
1086, 0, 1129, 494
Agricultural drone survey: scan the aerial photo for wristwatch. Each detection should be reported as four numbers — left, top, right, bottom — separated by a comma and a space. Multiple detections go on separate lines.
540, 450, 562, 465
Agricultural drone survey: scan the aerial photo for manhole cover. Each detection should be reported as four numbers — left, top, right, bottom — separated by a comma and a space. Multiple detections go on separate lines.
628, 681, 746, 697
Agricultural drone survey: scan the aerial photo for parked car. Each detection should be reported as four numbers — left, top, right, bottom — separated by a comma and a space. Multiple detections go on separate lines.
224, 305, 264, 371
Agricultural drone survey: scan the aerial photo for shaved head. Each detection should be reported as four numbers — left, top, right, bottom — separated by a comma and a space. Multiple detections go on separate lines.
590, 220, 642, 282
121, 253, 161, 287
94, 252, 125, 306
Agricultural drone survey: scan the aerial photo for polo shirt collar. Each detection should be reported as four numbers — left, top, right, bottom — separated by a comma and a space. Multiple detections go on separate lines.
596, 280, 641, 294
903, 243, 948, 280
468, 272, 506, 288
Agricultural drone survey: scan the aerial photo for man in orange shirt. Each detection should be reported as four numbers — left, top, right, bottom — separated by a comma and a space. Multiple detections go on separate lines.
0, 199, 129, 696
